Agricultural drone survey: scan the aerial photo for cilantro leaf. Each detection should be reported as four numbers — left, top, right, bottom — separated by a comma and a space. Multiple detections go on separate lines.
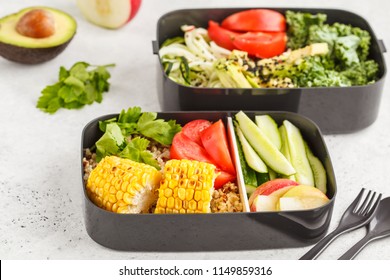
94, 106, 181, 169
36, 82, 63, 114
36, 62, 115, 114
137, 112, 182, 145
119, 137, 161, 170
96, 123, 125, 161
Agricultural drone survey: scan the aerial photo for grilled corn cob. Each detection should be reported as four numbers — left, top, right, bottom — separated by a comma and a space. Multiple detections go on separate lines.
154, 159, 217, 214
86, 156, 162, 214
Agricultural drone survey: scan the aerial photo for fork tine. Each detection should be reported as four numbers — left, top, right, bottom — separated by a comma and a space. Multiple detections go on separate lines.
366, 193, 382, 216
360, 192, 377, 215
356, 190, 372, 214
348, 188, 365, 212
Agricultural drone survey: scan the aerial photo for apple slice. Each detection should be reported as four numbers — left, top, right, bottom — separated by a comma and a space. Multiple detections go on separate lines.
277, 185, 330, 211
251, 185, 296, 212
248, 178, 299, 207
253, 195, 279, 211
77, 0, 142, 29
278, 197, 329, 211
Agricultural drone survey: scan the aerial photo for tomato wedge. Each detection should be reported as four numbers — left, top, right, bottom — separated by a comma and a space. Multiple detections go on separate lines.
200, 119, 236, 175
214, 170, 236, 190
170, 132, 214, 164
182, 119, 212, 146
233, 31, 287, 58
207, 20, 241, 50
221, 9, 286, 32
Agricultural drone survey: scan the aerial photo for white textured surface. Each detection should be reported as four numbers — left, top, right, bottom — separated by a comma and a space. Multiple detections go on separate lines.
0, 0, 389, 260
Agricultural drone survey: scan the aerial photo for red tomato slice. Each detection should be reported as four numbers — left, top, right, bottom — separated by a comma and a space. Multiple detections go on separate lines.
182, 119, 212, 146
170, 132, 214, 164
200, 120, 236, 175
233, 31, 287, 58
207, 20, 241, 50
221, 9, 286, 32
214, 170, 236, 190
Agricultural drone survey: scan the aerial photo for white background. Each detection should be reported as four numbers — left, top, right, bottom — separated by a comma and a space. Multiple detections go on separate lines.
0, 0, 389, 260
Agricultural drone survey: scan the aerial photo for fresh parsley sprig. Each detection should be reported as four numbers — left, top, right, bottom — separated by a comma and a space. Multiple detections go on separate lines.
36, 62, 115, 114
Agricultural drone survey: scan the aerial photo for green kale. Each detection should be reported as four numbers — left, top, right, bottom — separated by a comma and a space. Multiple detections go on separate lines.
274, 56, 351, 87
286, 10, 327, 50
308, 23, 372, 66
286, 11, 379, 86
340, 59, 379, 85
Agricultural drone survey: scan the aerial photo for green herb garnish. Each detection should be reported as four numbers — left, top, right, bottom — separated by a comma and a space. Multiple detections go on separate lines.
36, 62, 115, 114
95, 107, 182, 168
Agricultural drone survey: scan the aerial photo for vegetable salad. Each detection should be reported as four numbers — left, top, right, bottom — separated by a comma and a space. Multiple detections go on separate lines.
159, 10, 379, 89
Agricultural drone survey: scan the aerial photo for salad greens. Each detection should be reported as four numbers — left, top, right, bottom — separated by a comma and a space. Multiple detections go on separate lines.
285, 11, 378, 86
37, 62, 115, 114
95, 107, 182, 168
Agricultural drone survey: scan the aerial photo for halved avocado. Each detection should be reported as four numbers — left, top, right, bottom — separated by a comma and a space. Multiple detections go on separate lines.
0, 6, 77, 64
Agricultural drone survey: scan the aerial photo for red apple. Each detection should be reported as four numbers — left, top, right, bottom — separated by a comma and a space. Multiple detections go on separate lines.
77, 0, 142, 29
248, 178, 299, 208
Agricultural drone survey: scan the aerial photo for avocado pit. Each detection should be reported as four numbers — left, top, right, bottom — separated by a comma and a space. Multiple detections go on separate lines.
16, 9, 56, 39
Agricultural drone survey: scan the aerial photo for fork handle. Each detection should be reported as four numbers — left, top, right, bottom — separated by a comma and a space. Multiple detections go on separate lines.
338, 234, 374, 260
300, 229, 344, 260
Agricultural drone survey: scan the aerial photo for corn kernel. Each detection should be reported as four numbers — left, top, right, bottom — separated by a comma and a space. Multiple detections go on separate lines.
123, 193, 133, 204
194, 190, 202, 201
159, 196, 167, 208
117, 206, 129, 214
175, 197, 182, 210
121, 181, 129, 192
202, 190, 210, 201
108, 194, 117, 204
178, 188, 186, 200
116, 191, 124, 200
117, 200, 127, 207
167, 197, 175, 209
168, 179, 178, 189
189, 200, 197, 210
109, 186, 116, 194
186, 189, 194, 200
173, 188, 178, 198
164, 188, 173, 198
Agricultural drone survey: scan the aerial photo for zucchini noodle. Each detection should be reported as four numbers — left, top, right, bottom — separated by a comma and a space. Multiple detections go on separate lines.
159, 25, 231, 87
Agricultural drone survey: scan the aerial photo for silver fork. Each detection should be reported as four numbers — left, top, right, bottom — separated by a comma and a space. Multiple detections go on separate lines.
300, 188, 382, 260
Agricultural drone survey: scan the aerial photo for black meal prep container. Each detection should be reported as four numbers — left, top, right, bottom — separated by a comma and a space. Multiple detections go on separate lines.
81, 111, 336, 251
153, 8, 387, 134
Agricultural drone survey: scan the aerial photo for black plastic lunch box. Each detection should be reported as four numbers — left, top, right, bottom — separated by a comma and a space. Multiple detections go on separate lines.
81, 111, 336, 251
153, 8, 387, 134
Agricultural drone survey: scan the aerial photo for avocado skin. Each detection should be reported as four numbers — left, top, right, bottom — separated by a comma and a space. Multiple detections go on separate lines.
0, 36, 74, 64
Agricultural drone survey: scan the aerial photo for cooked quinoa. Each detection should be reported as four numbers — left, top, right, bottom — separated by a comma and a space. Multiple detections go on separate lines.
83, 148, 243, 213
210, 182, 243, 213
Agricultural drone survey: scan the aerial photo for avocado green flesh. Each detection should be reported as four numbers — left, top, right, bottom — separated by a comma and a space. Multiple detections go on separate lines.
0, 6, 76, 49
